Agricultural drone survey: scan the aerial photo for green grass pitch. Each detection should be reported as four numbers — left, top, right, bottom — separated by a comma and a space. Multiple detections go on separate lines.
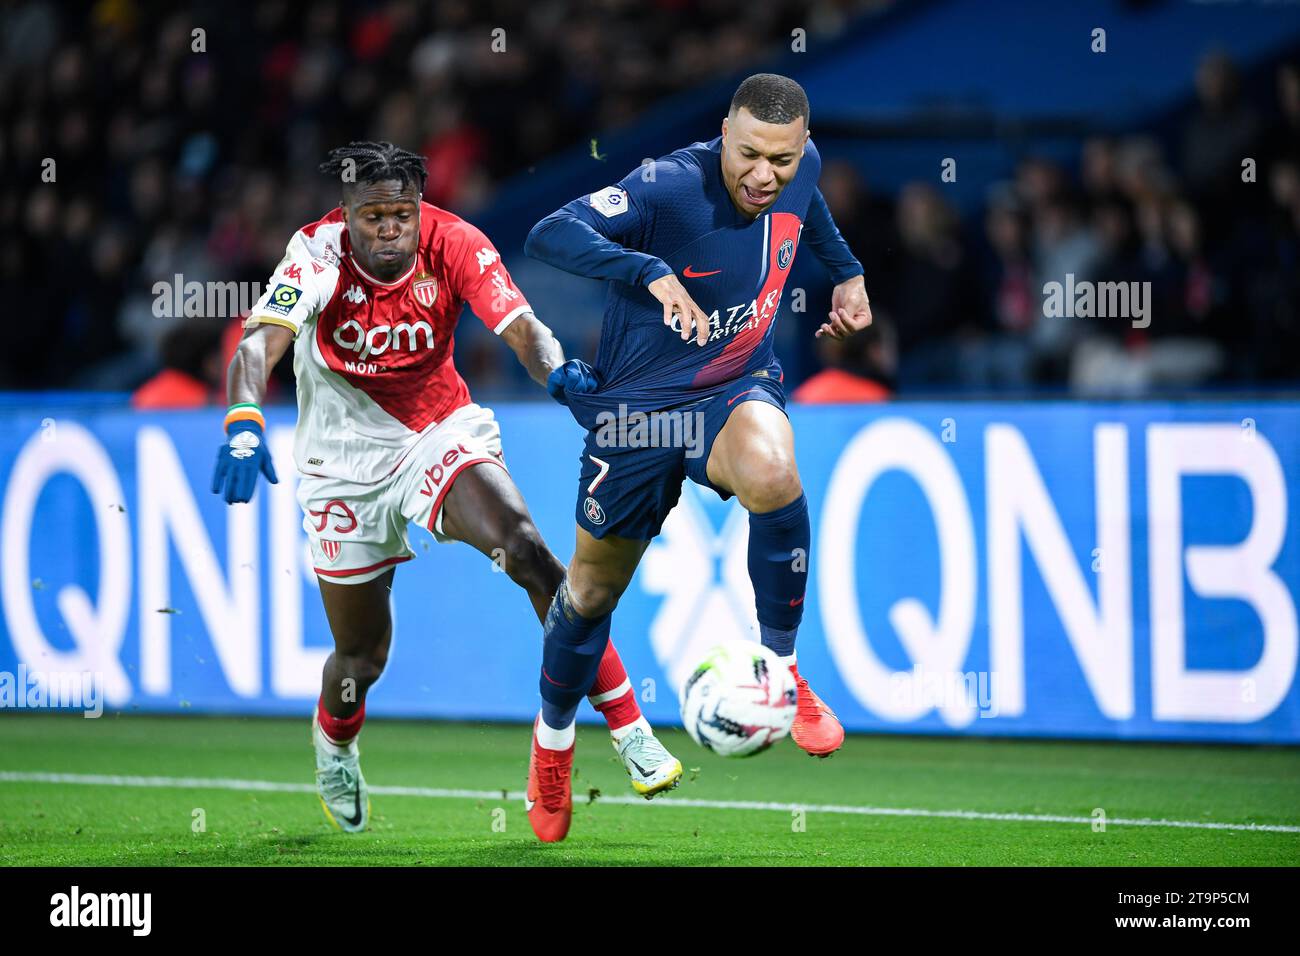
1, 713, 1297, 866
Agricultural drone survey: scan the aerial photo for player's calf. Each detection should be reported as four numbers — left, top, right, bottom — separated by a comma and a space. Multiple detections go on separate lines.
743, 493, 844, 756
588, 640, 641, 733
321, 647, 388, 715
494, 519, 565, 620
711, 407, 842, 754
526, 575, 613, 842
313, 574, 393, 829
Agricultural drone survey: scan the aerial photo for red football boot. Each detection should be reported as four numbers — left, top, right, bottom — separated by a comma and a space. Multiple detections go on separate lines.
525, 719, 573, 842
790, 665, 845, 757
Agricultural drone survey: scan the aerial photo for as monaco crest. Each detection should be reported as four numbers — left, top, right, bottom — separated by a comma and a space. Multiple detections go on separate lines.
412, 274, 438, 308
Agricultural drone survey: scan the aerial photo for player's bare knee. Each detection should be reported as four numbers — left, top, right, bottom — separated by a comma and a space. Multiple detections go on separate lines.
735, 456, 802, 513
333, 646, 387, 692
564, 572, 621, 619
363, 642, 391, 677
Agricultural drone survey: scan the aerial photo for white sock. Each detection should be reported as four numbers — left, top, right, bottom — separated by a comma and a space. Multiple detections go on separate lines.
779, 653, 797, 669
609, 715, 652, 742
535, 712, 576, 750
315, 720, 356, 756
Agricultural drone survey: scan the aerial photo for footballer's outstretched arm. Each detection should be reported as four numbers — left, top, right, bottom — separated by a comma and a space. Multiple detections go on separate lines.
500, 312, 565, 388
227, 323, 295, 406
803, 187, 864, 285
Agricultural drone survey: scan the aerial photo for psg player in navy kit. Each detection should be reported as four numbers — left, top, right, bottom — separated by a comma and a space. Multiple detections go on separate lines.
519, 74, 873, 841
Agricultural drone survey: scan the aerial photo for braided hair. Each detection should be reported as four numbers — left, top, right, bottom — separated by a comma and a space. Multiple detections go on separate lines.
318, 141, 428, 199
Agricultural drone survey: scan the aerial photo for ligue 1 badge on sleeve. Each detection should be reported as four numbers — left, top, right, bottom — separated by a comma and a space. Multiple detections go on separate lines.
588, 186, 628, 218
266, 282, 302, 315
413, 273, 438, 308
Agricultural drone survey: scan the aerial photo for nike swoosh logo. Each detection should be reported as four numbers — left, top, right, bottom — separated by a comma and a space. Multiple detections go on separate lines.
789, 596, 805, 607
542, 667, 570, 688
628, 757, 653, 777
682, 266, 721, 278
727, 387, 763, 407
343, 789, 362, 827
524, 794, 536, 812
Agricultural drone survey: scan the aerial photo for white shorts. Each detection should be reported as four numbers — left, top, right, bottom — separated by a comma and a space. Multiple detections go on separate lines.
297, 402, 507, 584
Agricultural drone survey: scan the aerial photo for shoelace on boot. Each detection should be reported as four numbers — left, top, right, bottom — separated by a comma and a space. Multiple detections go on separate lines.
318, 761, 358, 801
534, 755, 570, 811
795, 675, 822, 718
619, 729, 670, 768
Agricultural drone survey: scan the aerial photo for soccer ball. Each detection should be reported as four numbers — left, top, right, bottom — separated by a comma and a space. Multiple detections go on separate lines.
679, 640, 798, 757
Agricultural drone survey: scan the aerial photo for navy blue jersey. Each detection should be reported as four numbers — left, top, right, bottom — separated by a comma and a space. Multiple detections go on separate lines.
525, 137, 862, 420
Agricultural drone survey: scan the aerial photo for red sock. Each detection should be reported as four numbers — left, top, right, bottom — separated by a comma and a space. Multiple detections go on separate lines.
317, 696, 366, 744
588, 639, 641, 731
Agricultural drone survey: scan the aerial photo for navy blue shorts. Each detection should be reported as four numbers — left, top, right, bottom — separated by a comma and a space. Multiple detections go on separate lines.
574, 371, 786, 540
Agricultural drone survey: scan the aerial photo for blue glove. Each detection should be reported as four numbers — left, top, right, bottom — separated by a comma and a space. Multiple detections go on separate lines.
546, 359, 601, 407
211, 420, 278, 504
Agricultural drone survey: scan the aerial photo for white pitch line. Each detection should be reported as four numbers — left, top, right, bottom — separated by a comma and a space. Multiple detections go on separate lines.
2, 770, 1297, 834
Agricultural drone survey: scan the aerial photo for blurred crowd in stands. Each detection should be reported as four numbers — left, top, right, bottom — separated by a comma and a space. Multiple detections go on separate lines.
1, 0, 1296, 403
813, 52, 1300, 400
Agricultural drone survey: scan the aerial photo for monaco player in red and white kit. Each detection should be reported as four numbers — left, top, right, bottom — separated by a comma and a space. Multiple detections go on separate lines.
211, 143, 681, 841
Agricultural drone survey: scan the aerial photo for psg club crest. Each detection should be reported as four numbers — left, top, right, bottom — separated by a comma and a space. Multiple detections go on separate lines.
584, 496, 606, 525
320, 539, 342, 563
412, 274, 438, 308
777, 238, 794, 271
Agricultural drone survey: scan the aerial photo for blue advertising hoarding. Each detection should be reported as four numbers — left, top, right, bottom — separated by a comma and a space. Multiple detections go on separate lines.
1, 399, 1296, 743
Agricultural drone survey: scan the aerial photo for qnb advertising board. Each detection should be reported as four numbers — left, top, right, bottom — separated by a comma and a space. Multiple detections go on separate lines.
0, 400, 1296, 743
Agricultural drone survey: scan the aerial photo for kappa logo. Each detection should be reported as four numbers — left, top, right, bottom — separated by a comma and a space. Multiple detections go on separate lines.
584, 496, 606, 525
475, 247, 499, 274
342, 284, 367, 304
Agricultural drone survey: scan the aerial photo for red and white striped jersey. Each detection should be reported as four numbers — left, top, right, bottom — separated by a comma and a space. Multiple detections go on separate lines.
245, 202, 531, 483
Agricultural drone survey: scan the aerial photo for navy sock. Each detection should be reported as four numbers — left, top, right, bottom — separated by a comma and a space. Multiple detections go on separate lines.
747, 493, 809, 658
539, 577, 612, 730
